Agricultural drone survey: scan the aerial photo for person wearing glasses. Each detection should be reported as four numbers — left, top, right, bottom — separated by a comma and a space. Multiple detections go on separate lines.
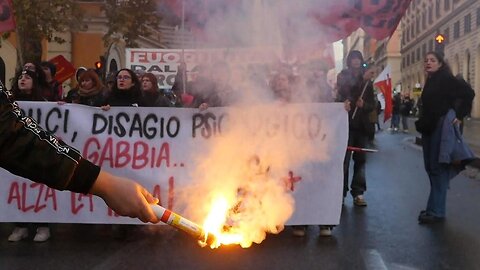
102, 68, 143, 110
100, 68, 145, 238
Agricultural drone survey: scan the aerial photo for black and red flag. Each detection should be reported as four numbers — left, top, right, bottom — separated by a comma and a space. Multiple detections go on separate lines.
311, 0, 412, 41
163, 0, 411, 42
0, 0, 15, 33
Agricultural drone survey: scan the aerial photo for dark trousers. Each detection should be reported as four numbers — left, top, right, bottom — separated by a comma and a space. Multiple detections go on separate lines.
343, 130, 367, 197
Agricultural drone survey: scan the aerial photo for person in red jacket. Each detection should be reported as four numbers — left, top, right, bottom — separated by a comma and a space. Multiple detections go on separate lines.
0, 82, 159, 226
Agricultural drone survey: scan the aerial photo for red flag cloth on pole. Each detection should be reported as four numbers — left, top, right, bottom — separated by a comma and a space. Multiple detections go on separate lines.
49, 55, 76, 84
310, 0, 412, 41
0, 0, 15, 33
163, 0, 411, 43
374, 65, 392, 123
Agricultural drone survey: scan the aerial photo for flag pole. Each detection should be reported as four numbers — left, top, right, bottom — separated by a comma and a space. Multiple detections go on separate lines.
351, 80, 369, 119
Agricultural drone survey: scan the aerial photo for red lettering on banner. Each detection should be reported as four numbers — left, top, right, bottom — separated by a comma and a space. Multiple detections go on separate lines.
32, 183, 57, 212
7, 181, 57, 212
84, 137, 172, 169
168, 177, 174, 210
284, 171, 302, 192
116, 141, 130, 167
71, 192, 94, 214
7, 182, 23, 210
130, 50, 182, 64
108, 208, 120, 217
152, 177, 175, 209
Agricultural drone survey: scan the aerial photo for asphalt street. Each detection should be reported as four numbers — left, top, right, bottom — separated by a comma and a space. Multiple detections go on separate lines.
1, 129, 480, 270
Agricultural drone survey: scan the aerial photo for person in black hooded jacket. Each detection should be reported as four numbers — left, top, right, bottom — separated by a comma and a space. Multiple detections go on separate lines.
0, 78, 159, 232
336, 51, 375, 207
416, 51, 475, 224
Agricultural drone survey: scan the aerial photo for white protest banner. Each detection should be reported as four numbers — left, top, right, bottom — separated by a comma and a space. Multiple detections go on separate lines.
0, 102, 347, 226
125, 47, 281, 89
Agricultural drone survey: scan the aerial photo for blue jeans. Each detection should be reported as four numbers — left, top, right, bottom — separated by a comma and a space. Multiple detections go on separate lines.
343, 130, 367, 197
391, 114, 400, 128
422, 129, 450, 217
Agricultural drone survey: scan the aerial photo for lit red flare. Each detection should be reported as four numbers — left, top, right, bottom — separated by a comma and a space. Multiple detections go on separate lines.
151, 204, 216, 246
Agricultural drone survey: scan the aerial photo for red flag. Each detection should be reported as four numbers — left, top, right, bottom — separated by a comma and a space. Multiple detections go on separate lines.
162, 0, 411, 44
374, 65, 392, 123
49, 55, 76, 84
0, 0, 15, 33
308, 0, 412, 41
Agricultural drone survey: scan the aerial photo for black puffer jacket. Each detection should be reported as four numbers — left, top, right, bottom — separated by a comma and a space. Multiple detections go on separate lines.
417, 68, 475, 134
0, 85, 100, 193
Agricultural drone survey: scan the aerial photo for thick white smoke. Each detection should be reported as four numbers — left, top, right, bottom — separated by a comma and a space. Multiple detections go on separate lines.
171, 0, 338, 247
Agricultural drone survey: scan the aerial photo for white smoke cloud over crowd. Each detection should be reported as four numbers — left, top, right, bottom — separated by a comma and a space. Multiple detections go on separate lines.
169, 0, 340, 247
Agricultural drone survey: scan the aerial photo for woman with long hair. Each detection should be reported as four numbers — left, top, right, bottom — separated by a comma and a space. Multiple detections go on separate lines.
65, 69, 107, 107
8, 68, 50, 242
140, 72, 171, 107
416, 51, 475, 224
102, 68, 143, 110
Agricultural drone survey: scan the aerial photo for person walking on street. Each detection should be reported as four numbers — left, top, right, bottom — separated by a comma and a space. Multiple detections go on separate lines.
400, 93, 413, 133
415, 52, 475, 224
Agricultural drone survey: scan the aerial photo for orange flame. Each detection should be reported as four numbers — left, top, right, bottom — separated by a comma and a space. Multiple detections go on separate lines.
199, 195, 248, 248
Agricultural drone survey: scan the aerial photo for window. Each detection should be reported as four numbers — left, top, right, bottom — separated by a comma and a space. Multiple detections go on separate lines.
453, 21, 460, 39
477, 8, 480, 26
416, 19, 420, 34
429, 39, 433, 52
444, 0, 450, 11
428, 8, 433, 24
444, 27, 449, 42
417, 48, 421, 62
465, 14, 471, 33
422, 43, 427, 57
422, 12, 426, 30
436, 0, 441, 18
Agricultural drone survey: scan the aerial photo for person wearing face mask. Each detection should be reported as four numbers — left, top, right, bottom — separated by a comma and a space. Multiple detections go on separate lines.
415, 52, 475, 224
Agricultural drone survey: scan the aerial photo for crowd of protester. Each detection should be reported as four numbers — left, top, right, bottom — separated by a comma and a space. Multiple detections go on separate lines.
6, 48, 472, 242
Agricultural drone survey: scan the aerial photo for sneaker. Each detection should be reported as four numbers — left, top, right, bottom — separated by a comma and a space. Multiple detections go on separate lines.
319, 226, 332, 237
33, 227, 50, 242
8, 227, 28, 242
292, 226, 306, 237
353, 195, 367, 207
403, 129, 409, 133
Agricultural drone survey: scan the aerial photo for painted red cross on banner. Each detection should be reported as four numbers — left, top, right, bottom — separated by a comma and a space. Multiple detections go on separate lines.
284, 171, 302, 192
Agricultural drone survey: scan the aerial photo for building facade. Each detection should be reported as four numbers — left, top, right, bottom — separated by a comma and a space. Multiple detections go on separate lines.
0, 1, 191, 90
401, 0, 480, 118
